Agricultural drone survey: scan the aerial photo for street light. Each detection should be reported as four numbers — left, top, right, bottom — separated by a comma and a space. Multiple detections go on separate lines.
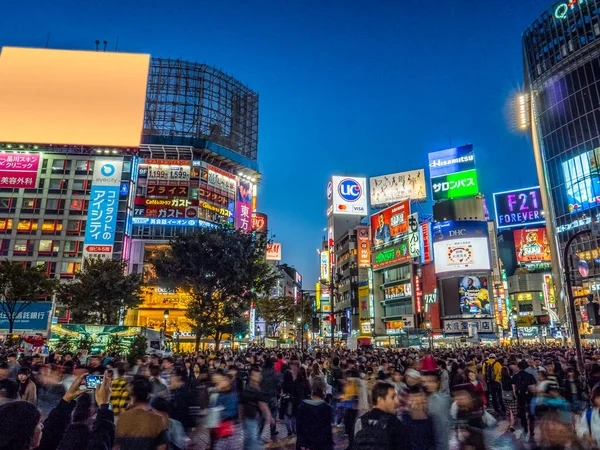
425, 321, 433, 349
162, 309, 169, 344
511, 308, 520, 345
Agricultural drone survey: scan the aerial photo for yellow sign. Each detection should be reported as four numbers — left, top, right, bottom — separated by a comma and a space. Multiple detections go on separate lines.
517, 292, 533, 301
200, 202, 232, 217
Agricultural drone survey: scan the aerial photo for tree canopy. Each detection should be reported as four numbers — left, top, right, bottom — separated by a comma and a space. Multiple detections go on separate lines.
58, 258, 143, 324
255, 296, 296, 336
0, 261, 57, 333
152, 227, 278, 350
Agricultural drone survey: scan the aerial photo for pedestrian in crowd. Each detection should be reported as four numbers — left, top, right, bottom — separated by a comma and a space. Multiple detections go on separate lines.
296, 379, 333, 450
150, 396, 190, 450
110, 362, 130, 416
512, 359, 537, 440
240, 365, 274, 450
149, 364, 169, 398
281, 366, 295, 436
259, 357, 280, 441
353, 381, 412, 450
500, 366, 517, 425
464, 368, 486, 408
18, 367, 37, 405
482, 353, 504, 415
564, 367, 586, 413
0, 362, 18, 403
422, 368, 450, 450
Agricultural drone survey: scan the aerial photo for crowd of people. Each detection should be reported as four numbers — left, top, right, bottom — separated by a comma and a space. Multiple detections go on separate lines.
1, 344, 600, 449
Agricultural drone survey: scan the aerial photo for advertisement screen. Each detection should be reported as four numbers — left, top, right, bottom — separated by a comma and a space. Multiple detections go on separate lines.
431, 169, 478, 200
372, 240, 410, 270
331, 176, 367, 216
493, 186, 545, 230
432, 220, 491, 274
83, 159, 123, 259
0, 47, 149, 147
562, 148, 600, 213
459, 276, 491, 315
514, 228, 551, 262
235, 179, 254, 232
370, 169, 426, 206
0, 153, 40, 188
370, 200, 410, 246
428, 144, 475, 178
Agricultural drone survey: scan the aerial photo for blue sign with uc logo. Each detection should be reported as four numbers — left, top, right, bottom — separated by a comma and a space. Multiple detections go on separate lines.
101, 164, 115, 177
338, 178, 362, 202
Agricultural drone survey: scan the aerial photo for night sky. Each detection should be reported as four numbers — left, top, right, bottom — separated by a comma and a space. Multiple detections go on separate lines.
0, 0, 554, 288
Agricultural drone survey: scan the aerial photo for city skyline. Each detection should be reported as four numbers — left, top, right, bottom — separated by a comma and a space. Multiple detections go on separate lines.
0, 0, 552, 287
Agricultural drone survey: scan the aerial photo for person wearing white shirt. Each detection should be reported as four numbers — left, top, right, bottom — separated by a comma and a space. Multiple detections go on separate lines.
577, 385, 600, 446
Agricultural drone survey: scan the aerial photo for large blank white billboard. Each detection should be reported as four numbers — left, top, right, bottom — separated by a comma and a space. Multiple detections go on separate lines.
0, 47, 150, 147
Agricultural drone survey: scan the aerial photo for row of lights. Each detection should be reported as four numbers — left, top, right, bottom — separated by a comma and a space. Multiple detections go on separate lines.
95, 149, 120, 155
0, 144, 40, 150
238, 171, 257, 182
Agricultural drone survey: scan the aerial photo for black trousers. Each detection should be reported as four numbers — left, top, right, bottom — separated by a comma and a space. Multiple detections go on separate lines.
517, 395, 534, 435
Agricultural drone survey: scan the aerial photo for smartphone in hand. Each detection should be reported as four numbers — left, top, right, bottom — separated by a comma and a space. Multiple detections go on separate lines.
85, 375, 104, 389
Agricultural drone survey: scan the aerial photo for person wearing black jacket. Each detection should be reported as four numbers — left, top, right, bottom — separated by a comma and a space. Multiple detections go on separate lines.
259, 357, 281, 440
296, 381, 333, 450
0, 372, 114, 450
512, 360, 537, 440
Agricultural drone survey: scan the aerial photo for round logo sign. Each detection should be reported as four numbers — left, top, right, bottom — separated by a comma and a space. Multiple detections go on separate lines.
185, 207, 197, 218
338, 178, 362, 202
326, 182, 333, 200
100, 164, 115, 177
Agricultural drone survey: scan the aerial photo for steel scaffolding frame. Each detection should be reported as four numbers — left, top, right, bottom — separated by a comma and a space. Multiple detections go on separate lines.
144, 58, 259, 161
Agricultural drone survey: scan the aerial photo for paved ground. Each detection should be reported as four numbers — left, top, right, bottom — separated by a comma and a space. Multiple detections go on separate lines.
263, 420, 348, 449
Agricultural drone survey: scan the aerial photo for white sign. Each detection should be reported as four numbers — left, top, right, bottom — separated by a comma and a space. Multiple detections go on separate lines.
206, 163, 236, 195
444, 318, 493, 334
266, 243, 282, 261
408, 213, 420, 258
361, 322, 372, 334
433, 237, 491, 274
331, 176, 367, 216
370, 169, 427, 206
401, 314, 415, 329
249, 306, 256, 339
320, 250, 330, 281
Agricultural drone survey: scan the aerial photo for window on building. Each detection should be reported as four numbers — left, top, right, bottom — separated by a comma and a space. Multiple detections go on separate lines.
63, 240, 78, 254
22, 198, 36, 209
38, 240, 54, 253
66, 220, 82, 233
41, 220, 62, 233
69, 198, 85, 211
75, 160, 89, 171
46, 199, 61, 210
0, 198, 12, 210
51, 159, 65, 171
48, 179, 64, 190
17, 219, 33, 232
60, 261, 81, 275
14, 240, 28, 253
72, 180, 86, 191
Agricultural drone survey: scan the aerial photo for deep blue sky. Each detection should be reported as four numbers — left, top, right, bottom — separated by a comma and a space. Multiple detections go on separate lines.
1, 0, 553, 288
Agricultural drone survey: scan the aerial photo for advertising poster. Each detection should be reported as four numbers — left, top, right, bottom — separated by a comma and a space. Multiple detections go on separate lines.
320, 250, 330, 281
514, 228, 551, 262
493, 186, 545, 230
266, 243, 282, 261
444, 318, 493, 334
206, 163, 237, 195
370, 200, 410, 246
408, 213, 420, 257
83, 159, 123, 259
0, 302, 53, 331
0, 153, 40, 188
384, 282, 412, 300
432, 221, 491, 274
431, 169, 479, 200
372, 241, 410, 270
331, 176, 367, 216
357, 225, 371, 267
145, 162, 190, 185
370, 169, 426, 206
235, 179, 254, 232
428, 144, 475, 178
420, 222, 432, 264
252, 212, 268, 233
562, 148, 600, 214
459, 276, 491, 315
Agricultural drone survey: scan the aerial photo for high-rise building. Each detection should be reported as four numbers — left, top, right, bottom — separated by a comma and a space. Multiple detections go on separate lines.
0, 48, 260, 347
523, 0, 600, 334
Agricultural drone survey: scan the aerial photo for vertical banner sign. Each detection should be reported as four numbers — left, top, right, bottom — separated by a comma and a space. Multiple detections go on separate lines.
249, 304, 256, 340
488, 221, 502, 280
320, 250, 330, 281
235, 178, 254, 232
83, 159, 123, 260
356, 225, 371, 267
420, 222, 432, 264
408, 213, 420, 258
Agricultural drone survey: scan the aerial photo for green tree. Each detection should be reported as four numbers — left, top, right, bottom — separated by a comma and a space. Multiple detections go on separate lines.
58, 258, 143, 324
255, 296, 296, 336
127, 334, 148, 366
152, 228, 278, 350
77, 334, 94, 353
0, 261, 57, 333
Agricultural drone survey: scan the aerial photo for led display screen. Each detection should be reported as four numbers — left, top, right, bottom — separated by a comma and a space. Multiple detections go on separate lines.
459, 276, 491, 315
562, 148, 600, 214
493, 186, 545, 229
432, 220, 491, 274
0, 47, 150, 147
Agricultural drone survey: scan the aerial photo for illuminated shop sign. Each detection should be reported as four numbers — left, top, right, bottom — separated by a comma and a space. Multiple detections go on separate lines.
554, 0, 585, 20
200, 202, 232, 217
493, 187, 545, 230
147, 185, 189, 197
384, 283, 412, 300
372, 241, 410, 270
431, 170, 479, 200
428, 144, 475, 178
131, 217, 215, 227
0, 153, 40, 188
320, 250, 330, 281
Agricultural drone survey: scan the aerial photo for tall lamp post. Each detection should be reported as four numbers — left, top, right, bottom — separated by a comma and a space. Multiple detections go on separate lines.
162, 309, 169, 350
511, 308, 520, 346
425, 321, 433, 349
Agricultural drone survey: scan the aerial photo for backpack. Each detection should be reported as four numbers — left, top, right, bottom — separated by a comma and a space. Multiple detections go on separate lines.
353, 413, 391, 450
485, 361, 498, 384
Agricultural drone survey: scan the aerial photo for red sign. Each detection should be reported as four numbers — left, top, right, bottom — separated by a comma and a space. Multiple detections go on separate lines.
85, 245, 112, 253
147, 185, 189, 197
134, 206, 197, 219
142, 159, 190, 166
370, 200, 410, 246
357, 225, 370, 267
414, 274, 422, 313
421, 222, 432, 264
514, 228, 551, 262
252, 212, 268, 233
0, 170, 38, 188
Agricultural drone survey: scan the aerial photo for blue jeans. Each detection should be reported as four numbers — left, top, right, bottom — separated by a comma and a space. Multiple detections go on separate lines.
244, 418, 263, 450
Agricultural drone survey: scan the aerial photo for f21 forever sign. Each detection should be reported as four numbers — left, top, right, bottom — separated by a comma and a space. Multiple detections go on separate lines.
428, 145, 479, 201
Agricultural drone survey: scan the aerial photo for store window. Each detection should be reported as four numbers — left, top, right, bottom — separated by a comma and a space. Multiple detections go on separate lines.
42, 220, 62, 233
69, 198, 85, 211
17, 219, 35, 232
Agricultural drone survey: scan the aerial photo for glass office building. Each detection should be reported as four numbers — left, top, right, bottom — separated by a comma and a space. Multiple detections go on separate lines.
523, 0, 600, 293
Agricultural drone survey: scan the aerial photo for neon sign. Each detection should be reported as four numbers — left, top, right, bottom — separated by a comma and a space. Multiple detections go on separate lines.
554, 0, 584, 20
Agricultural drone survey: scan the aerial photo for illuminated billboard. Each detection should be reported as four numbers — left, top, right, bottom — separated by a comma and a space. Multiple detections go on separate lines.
459, 276, 491, 315
320, 250, 330, 281
493, 186, 545, 230
0, 47, 149, 147
83, 159, 123, 259
431, 170, 479, 200
266, 243, 282, 261
370, 169, 426, 207
372, 240, 410, 270
428, 144, 475, 178
370, 200, 410, 247
514, 228, 551, 262
432, 220, 491, 274
562, 148, 600, 214
236, 179, 254, 232
0, 153, 40, 188
252, 212, 268, 233
331, 176, 367, 216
